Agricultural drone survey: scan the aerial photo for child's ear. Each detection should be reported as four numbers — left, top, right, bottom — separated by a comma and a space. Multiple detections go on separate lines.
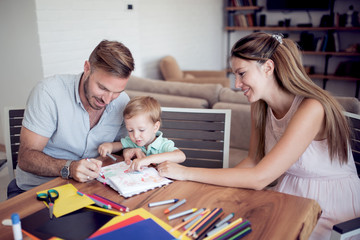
154, 121, 161, 132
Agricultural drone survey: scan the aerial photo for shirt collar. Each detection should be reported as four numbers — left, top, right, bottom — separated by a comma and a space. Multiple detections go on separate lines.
74, 72, 83, 106
147, 131, 163, 151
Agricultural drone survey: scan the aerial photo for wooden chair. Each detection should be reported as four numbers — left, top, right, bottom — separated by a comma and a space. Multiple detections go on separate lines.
329, 111, 360, 240
160, 107, 231, 168
3, 107, 24, 180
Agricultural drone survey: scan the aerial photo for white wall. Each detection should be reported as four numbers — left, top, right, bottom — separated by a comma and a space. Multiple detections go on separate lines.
0, 0, 43, 146
35, 0, 226, 79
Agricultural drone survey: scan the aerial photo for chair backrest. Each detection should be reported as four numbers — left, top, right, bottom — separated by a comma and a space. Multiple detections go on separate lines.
160, 107, 231, 168
4, 107, 25, 180
344, 111, 360, 176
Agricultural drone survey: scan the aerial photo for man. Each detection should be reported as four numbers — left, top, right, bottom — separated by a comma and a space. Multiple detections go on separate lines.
8, 40, 135, 198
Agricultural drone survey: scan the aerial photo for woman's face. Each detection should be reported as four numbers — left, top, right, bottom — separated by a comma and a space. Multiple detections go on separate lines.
231, 57, 269, 103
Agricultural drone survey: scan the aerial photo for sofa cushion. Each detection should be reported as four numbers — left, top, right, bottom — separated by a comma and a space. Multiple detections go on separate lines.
126, 90, 209, 108
213, 102, 251, 150
218, 88, 249, 105
159, 56, 183, 79
127, 75, 222, 107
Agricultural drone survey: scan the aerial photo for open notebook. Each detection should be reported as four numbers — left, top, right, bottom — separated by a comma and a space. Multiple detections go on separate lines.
97, 162, 172, 198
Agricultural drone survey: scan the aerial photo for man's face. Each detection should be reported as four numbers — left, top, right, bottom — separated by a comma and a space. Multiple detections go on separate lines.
83, 65, 129, 110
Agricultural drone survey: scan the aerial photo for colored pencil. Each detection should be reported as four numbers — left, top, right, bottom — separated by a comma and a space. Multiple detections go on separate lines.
77, 191, 111, 209
187, 209, 218, 236
178, 210, 210, 240
183, 208, 205, 222
90, 193, 129, 212
206, 222, 230, 237
227, 226, 252, 240
215, 213, 234, 228
191, 208, 223, 238
213, 220, 251, 240
203, 217, 243, 240
194, 210, 224, 238
170, 212, 204, 232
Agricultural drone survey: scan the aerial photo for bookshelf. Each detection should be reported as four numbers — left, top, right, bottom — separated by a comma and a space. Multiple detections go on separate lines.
225, 0, 360, 97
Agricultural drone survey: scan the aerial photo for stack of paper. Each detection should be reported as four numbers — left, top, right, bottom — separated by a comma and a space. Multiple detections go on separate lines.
97, 162, 173, 198
88, 208, 188, 240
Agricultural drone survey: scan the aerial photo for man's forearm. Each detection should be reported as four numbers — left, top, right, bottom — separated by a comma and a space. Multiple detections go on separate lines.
17, 147, 68, 177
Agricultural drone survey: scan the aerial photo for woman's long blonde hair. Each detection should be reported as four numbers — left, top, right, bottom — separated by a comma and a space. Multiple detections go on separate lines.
231, 32, 350, 163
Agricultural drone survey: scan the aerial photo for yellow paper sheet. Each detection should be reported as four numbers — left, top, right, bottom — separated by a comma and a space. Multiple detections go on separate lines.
36, 183, 94, 218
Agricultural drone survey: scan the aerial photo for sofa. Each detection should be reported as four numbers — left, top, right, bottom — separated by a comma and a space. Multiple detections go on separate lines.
159, 55, 231, 87
125, 75, 360, 168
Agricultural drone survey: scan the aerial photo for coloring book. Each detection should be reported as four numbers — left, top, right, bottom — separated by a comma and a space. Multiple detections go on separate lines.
97, 162, 172, 198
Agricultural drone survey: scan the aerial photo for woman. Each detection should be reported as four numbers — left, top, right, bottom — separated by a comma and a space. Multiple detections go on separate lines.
157, 32, 360, 239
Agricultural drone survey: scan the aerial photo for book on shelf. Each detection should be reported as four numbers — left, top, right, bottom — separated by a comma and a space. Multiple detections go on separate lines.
315, 32, 339, 52
232, 13, 256, 27
229, 0, 256, 6
97, 162, 173, 198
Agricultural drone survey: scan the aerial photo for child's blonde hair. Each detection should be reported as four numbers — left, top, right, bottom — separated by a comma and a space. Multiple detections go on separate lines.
123, 96, 161, 124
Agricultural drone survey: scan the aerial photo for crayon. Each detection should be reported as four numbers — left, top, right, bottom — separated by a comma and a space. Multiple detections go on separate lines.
164, 199, 186, 214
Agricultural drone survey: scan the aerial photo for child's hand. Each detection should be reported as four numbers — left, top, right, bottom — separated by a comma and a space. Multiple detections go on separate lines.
123, 148, 146, 165
129, 158, 149, 172
98, 143, 113, 157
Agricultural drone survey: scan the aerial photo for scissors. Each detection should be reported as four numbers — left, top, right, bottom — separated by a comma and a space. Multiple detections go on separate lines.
36, 189, 59, 219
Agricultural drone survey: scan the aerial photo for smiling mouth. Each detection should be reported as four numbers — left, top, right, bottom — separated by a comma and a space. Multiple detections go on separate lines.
95, 97, 106, 107
243, 89, 250, 95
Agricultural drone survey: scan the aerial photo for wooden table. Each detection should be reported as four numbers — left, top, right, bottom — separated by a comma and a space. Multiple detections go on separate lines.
0, 159, 322, 240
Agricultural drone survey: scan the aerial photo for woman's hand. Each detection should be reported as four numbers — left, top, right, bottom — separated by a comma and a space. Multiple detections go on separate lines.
157, 161, 188, 181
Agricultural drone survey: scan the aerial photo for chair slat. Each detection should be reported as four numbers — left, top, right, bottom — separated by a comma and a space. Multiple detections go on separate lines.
182, 149, 223, 160
9, 109, 25, 118
181, 159, 223, 168
10, 135, 20, 144
162, 129, 224, 141
162, 120, 225, 131
9, 126, 22, 136
162, 111, 225, 122
172, 140, 224, 150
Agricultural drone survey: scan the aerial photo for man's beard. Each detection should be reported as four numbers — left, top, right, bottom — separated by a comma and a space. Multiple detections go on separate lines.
83, 76, 105, 110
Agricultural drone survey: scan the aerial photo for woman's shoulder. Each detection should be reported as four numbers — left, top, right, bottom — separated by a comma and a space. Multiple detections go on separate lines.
299, 97, 324, 112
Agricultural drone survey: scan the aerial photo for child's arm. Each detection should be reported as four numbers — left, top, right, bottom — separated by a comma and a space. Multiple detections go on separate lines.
129, 149, 185, 172
98, 142, 123, 157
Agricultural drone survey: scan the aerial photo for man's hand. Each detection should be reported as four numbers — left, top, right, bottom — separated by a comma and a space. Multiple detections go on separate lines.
123, 148, 145, 165
70, 158, 102, 182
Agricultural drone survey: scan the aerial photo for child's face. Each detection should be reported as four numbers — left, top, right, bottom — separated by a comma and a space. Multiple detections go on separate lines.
125, 113, 160, 148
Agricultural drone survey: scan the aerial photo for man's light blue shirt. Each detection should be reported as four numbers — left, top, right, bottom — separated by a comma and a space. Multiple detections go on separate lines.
17, 73, 129, 190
